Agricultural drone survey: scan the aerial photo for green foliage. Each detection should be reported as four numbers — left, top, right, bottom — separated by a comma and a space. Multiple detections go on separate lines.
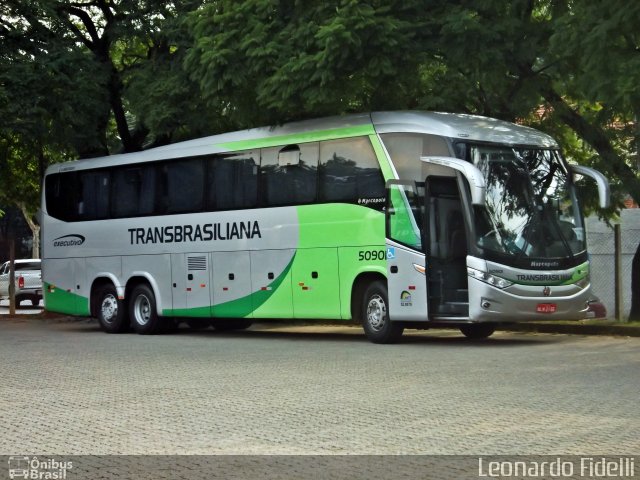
549, 0, 640, 117
1, 0, 639, 220
185, 0, 427, 127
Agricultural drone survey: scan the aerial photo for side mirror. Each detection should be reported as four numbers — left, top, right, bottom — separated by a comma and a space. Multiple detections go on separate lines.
421, 156, 486, 205
570, 165, 610, 209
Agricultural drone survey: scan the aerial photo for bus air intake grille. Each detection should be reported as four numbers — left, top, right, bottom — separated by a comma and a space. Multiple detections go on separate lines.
187, 256, 207, 271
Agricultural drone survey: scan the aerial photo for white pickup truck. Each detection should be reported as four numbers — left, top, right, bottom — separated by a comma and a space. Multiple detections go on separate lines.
0, 259, 43, 306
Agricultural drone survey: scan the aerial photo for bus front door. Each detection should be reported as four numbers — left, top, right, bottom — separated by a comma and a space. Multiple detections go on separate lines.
424, 174, 470, 319
385, 181, 428, 322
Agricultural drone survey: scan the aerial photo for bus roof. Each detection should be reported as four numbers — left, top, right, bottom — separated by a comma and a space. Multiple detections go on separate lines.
45, 111, 558, 174
371, 111, 558, 148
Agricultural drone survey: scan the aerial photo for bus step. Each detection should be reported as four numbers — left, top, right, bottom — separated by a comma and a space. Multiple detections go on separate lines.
435, 301, 469, 316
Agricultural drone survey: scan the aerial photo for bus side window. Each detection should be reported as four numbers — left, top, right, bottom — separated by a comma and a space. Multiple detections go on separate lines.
164, 158, 205, 214
112, 168, 141, 218
45, 172, 79, 222
112, 166, 157, 218
79, 170, 110, 220
207, 151, 259, 211
260, 143, 318, 207
318, 137, 384, 205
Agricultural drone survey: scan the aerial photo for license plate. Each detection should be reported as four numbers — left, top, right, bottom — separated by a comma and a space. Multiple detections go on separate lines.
536, 303, 557, 313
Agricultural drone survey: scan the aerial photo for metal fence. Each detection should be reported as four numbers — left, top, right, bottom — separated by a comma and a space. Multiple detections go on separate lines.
586, 209, 640, 320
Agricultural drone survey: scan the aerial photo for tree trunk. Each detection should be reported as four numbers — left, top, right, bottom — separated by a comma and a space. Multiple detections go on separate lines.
16, 202, 40, 259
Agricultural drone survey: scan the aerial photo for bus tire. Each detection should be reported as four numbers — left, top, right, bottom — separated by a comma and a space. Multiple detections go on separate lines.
460, 323, 496, 339
129, 284, 161, 335
96, 285, 128, 333
362, 281, 403, 344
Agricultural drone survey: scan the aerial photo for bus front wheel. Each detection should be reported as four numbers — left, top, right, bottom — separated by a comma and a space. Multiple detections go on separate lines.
96, 285, 128, 333
129, 284, 161, 335
362, 281, 404, 344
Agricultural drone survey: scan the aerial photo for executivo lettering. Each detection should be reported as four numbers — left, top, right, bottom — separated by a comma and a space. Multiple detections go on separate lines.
128, 221, 261, 245
53, 234, 85, 247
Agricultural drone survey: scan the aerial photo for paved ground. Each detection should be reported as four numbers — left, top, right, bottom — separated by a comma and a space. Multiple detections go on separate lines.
0, 299, 43, 315
0, 318, 638, 456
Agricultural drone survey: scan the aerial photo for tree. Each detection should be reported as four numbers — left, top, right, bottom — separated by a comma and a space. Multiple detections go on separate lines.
184, 0, 428, 127
184, 0, 640, 317
0, 0, 112, 256
2, 0, 639, 314
0, 0, 210, 255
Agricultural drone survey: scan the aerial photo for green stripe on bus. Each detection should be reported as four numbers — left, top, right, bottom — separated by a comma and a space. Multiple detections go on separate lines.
216, 125, 376, 151
44, 283, 90, 316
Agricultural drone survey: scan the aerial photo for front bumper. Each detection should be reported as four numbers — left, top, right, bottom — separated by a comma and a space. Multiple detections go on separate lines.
468, 276, 590, 323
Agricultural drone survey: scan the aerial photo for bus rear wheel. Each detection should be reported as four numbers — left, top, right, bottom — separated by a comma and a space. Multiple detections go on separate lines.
96, 285, 128, 333
129, 284, 161, 335
460, 323, 496, 339
362, 281, 403, 344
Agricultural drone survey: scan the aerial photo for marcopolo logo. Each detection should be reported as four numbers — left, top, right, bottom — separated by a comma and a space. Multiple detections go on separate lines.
53, 234, 85, 247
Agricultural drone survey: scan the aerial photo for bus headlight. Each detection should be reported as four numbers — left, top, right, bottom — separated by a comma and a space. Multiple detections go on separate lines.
467, 267, 514, 289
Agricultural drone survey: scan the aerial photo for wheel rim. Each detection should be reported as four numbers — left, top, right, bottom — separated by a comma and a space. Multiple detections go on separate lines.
366, 294, 387, 332
133, 294, 151, 326
100, 294, 118, 324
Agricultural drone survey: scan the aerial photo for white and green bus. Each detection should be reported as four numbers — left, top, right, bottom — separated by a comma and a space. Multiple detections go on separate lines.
41, 111, 609, 343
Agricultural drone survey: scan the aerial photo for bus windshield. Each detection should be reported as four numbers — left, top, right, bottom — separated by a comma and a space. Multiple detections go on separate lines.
463, 144, 586, 263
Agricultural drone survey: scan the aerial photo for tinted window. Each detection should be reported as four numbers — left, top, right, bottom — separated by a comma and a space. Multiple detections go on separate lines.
318, 137, 385, 205
162, 158, 204, 214
207, 151, 258, 211
45, 172, 79, 222
45, 137, 386, 221
79, 170, 110, 220
380, 133, 450, 181
111, 166, 157, 218
260, 143, 318, 207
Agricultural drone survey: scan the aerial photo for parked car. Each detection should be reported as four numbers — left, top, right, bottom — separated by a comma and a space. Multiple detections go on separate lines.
0, 259, 42, 306
586, 296, 607, 319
